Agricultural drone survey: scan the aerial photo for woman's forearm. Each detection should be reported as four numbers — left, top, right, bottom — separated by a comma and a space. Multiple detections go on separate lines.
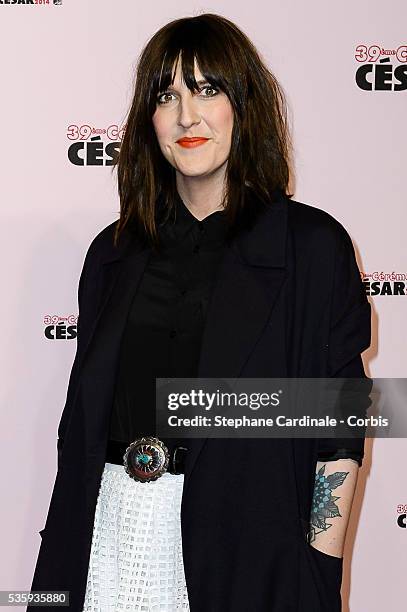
309, 458, 360, 558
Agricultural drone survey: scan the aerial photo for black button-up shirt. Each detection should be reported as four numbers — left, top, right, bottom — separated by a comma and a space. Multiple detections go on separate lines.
108, 192, 362, 465
108, 193, 227, 444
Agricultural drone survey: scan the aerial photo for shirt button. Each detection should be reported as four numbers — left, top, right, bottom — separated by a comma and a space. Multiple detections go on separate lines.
198, 223, 205, 232
169, 329, 177, 338
193, 244, 200, 254
180, 289, 187, 296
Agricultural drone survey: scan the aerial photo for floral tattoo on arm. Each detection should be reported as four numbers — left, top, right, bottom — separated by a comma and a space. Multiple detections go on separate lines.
308, 464, 349, 544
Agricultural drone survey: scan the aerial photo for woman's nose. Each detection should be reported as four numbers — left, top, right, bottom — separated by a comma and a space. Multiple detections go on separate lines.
177, 95, 201, 128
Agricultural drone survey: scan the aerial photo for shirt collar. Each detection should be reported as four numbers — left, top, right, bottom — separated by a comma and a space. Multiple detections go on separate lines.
158, 190, 228, 249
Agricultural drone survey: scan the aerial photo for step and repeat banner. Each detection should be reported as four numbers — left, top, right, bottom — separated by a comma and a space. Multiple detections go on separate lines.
1, 1, 405, 610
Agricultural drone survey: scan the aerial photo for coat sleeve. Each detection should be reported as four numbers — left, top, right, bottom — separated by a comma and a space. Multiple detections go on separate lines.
317, 224, 372, 467
56, 233, 104, 465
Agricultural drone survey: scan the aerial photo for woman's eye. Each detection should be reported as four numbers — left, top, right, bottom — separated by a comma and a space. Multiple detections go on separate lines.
200, 85, 219, 98
157, 92, 176, 105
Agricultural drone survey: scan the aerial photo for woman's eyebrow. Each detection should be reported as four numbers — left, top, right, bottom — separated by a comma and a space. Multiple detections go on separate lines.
166, 79, 211, 91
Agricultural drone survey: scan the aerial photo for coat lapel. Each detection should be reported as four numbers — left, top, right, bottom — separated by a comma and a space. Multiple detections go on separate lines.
184, 191, 289, 491
81, 190, 289, 485
80, 246, 149, 369
81, 237, 153, 454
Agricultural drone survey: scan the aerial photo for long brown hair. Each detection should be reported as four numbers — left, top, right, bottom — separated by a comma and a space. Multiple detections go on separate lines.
112, 13, 293, 249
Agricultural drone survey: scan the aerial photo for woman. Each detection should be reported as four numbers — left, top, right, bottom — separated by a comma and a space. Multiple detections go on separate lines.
29, 13, 372, 612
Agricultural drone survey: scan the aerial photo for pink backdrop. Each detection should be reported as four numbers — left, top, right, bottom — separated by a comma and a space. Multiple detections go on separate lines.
1, 1, 405, 610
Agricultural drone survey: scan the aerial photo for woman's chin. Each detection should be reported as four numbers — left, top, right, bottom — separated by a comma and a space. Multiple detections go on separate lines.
174, 161, 226, 179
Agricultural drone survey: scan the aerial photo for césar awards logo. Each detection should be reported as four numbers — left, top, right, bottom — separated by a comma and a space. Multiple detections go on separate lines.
67, 124, 125, 166
361, 271, 407, 296
44, 314, 78, 340
355, 44, 407, 91
396, 505, 407, 529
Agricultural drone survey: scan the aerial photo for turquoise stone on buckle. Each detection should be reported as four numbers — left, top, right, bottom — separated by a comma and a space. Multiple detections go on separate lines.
123, 436, 170, 483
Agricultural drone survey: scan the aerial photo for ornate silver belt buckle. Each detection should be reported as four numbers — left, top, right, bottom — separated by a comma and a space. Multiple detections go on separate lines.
123, 436, 170, 483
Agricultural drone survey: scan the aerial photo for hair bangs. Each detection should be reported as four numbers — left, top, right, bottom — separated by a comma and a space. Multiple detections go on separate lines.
152, 22, 236, 104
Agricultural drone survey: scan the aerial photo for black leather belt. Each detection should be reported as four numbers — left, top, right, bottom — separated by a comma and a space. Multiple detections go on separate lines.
105, 437, 188, 483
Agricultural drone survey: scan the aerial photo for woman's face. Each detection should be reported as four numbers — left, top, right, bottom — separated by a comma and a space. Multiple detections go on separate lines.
152, 59, 234, 179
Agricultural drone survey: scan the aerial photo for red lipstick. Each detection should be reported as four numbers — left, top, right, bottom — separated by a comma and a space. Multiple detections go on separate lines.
176, 137, 209, 149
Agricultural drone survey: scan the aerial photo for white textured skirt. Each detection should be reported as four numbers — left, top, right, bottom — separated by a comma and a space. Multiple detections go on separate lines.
82, 462, 190, 611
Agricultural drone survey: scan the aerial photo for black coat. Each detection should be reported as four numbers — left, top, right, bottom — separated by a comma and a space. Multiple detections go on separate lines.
28, 190, 371, 612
